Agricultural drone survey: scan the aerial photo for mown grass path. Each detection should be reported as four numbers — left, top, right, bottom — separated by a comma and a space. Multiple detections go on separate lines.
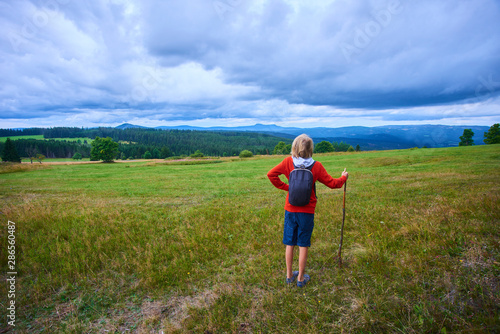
1, 145, 499, 333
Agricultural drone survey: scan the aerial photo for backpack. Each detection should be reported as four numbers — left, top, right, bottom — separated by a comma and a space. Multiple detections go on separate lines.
288, 162, 316, 206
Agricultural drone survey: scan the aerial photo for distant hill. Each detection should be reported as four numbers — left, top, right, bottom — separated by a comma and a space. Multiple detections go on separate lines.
310, 124, 490, 149
115, 123, 149, 130
122, 123, 490, 150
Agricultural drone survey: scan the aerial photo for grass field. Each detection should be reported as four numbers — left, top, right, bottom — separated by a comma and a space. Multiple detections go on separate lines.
0, 145, 499, 333
0, 136, 93, 143
0, 135, 44, 142
20, 158, 92, 163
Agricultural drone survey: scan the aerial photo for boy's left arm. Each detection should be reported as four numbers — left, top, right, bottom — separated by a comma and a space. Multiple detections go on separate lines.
316, 163, 347, 189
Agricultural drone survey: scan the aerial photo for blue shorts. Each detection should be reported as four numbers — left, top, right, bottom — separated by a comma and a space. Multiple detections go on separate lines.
283, 211, 315, 247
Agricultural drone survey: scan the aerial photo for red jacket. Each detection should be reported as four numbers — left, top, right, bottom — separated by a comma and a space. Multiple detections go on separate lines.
267, 156, 347, 214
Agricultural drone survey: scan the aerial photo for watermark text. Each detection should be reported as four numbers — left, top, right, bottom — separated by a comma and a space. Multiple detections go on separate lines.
340, 0, 404, 63
6, 220, 17, 327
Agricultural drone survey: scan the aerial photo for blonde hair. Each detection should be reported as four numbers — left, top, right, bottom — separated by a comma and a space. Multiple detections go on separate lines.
291, 134, 314, 158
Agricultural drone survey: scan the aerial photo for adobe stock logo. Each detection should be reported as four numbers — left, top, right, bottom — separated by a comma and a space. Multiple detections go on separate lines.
339, 0, 404, 63
212, 0, 244, 21
457, 74, 500, 114
7, 0, 72, 53
475, 75, 500, 102
130, 67, 162, 104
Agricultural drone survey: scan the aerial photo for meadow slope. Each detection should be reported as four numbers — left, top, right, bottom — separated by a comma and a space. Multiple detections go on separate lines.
0, 145, 499, 333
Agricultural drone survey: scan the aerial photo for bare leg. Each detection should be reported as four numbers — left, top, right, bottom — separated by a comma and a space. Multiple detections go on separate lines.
286, 245, 294, 278
298, 246, 308, 281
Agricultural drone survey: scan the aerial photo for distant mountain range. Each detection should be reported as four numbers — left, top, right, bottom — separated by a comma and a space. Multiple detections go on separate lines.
116, 123, 490, 150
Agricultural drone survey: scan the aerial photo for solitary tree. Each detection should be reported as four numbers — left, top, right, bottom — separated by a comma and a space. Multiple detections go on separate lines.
355, 144, 361, 152
484, 123, 500, 144
35, 153, 45, 164
90, 137, 119, 162
347, 145, 355, 152
1, 138, 21, 163
143, 151, 152, 159
459, 129, 474, 146
26, 146, 38, 164
72, 152, 83, 160
314, 141, 335, 153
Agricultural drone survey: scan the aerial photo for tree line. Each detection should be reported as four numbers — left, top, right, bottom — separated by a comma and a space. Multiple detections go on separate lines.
0, 138, 90, 159
314, 141, 358, 153
0, 127, 292, 160
2, 124, 499, 162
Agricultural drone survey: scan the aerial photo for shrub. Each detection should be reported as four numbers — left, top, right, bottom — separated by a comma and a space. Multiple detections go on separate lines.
190, 150, 204, 158
239, 150, 253, 158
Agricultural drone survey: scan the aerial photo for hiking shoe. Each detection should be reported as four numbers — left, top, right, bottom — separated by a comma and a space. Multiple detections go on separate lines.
297, 274, 310, 288
286, 271, 299, 285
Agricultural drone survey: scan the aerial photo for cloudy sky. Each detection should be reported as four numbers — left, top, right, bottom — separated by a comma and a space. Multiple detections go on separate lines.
1, 0, 499, 129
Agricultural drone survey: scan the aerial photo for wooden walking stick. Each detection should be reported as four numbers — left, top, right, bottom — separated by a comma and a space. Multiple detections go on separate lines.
338, 168, 347, 267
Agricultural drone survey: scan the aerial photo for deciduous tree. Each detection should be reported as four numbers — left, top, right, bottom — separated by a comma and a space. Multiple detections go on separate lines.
90, 137, 119, 162
273, 141, 288, 155
35, 153, 45, 164
314, 141, 335, 153
26, 145, 38, 164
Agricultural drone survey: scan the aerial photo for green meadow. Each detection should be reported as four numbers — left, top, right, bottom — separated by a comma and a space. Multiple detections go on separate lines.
0, 145, 499, 333
0, 136, 93, 143
20, 158, 93, 163
0, 135, 45, 142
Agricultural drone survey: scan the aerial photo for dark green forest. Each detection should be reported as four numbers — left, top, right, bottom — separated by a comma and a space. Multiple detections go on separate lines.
0, 127, 292, 159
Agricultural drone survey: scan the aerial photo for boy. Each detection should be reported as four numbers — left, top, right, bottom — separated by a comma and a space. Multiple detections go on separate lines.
267, 134, 348, 287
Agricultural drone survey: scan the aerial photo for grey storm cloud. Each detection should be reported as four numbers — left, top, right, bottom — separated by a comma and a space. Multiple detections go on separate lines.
0, 0, 499, 126
141, 0, 500, 107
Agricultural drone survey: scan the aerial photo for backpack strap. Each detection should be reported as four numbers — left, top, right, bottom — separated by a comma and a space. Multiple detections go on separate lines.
306, 162, 317, 199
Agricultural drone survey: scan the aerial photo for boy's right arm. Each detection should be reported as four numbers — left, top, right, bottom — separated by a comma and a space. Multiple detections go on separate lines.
267, 160, 289, 191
